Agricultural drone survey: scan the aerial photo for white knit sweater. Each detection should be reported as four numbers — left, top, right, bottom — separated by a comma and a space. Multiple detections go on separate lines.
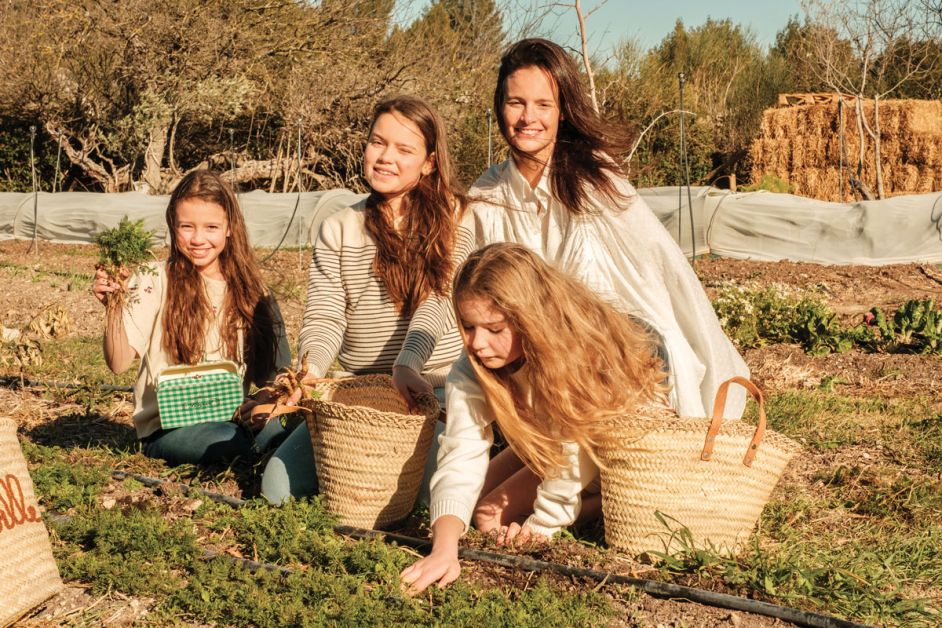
430, 355, 599, 537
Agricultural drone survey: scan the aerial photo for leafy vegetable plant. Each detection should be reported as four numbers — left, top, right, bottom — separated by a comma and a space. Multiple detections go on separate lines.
868, 299, 942, 354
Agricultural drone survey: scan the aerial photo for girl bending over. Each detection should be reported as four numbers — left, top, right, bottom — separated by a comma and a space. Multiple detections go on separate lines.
401, 242, 669, 592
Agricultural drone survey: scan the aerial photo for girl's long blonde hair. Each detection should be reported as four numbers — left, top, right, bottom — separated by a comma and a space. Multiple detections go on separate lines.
454, 243, 667, 477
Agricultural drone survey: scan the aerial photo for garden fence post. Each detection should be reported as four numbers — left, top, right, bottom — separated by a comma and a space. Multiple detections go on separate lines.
27, 125, 39, 254
297, 117, 304, 270
486, 108, 493, 168
678, 73, 695, 262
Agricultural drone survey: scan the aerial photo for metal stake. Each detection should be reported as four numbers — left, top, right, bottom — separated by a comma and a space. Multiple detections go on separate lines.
297, 118, 303, 270
486, 108, 493, 168
27, 125, 39, 254
228, 128, 236, 190
678, 73, 696, 261
53, 136, 62, 193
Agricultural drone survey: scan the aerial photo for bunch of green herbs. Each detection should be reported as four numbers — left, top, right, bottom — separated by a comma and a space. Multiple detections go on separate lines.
93, 216, 156, 311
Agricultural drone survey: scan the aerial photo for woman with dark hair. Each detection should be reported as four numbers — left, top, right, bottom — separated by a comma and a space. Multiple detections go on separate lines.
407, 38, 752, 560
260, 94, 475, 504
471, 37, 748, 421
92, 169, 291, 466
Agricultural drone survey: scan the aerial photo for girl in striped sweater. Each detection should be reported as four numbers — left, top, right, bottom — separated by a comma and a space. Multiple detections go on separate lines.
261, 95, 476, 504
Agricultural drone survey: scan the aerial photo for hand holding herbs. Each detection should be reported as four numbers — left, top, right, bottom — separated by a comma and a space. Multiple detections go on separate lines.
241, 361, 319, 430
93, 217, 156, 313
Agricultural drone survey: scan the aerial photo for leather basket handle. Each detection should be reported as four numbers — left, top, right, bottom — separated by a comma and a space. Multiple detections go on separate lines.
700, 376, 766, 467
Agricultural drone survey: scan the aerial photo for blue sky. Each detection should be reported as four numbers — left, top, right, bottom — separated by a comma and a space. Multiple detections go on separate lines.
397, 1, 804, 61
542, 0, 803, 60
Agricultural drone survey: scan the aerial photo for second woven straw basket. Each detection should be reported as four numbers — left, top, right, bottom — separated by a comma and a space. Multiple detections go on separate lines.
598, 377, 801, 555
304, 375, 440, 529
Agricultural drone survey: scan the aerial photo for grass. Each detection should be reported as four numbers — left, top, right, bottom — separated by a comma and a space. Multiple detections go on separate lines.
745, 389, 939, 452
39, 442, 616, 626
6, 250, 940, 624
2, 335, 135, 388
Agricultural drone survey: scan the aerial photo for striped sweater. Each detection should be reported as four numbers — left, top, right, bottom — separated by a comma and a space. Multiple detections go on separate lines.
298, 199, 476, 388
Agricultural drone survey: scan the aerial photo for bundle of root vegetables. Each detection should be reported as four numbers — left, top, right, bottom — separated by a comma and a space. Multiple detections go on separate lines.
749, 97, 942, 201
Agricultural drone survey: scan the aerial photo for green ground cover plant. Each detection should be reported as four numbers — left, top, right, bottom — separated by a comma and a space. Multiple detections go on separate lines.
43, 464, 616, 626
24, 441, 112, 511
712, 283, 942, 356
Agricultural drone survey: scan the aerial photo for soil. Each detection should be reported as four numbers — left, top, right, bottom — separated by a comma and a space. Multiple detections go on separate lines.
0, 240, 309, 341
4, 242, 941, 626
18, 586, 155, 627
696, 257, 942, 317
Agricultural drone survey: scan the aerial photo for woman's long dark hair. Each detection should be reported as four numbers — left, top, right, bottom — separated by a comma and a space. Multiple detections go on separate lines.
494, 38, 635, 215
164, 169, 279, 385
363, 95, 467, 317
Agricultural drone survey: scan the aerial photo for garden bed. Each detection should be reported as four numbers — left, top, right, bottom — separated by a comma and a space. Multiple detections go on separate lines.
2, 240, 940, 626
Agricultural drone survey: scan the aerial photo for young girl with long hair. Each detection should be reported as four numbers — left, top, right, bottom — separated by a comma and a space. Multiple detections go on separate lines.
400, 243, 670, 592
261, 94, 475, 504
470, 38, 749, 420
92, 169, 291, 466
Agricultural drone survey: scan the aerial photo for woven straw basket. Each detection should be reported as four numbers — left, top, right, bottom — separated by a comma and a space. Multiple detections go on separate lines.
598, 377, 801, 556
0, 417, 63, 626
303, 375, 439, 529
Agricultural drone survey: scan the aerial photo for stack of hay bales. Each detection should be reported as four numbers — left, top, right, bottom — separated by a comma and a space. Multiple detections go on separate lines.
750, 97, 942, 201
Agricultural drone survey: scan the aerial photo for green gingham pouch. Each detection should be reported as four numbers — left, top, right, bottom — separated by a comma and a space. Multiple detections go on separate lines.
156, 361, 244, 430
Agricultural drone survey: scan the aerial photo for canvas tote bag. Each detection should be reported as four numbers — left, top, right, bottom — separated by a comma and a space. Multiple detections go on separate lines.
0, 417, 63, 625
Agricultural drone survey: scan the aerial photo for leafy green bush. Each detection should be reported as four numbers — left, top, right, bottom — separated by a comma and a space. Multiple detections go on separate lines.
743, 173, 792, 194
714, 287, 942, 356
868, 299, 942, 354
711, 283, 856, 355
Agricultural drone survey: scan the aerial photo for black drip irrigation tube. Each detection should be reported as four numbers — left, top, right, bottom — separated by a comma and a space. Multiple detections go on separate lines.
1, 375, 132, 393
104, 471, 868, 628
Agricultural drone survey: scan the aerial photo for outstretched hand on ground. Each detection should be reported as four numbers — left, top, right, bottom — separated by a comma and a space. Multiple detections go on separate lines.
400, 549, 461, 595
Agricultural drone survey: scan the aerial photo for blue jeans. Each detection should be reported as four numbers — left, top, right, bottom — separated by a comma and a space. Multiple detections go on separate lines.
260, 421, 318, 504
261, 388, 445, 506
141, 419, 290, 467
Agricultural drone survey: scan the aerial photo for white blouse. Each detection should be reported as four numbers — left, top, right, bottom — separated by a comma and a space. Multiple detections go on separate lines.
469, 158, 750, 419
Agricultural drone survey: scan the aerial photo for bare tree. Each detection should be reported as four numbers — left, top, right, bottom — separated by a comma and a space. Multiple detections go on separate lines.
544, 0, 604, 112
0, 0, 552, 193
